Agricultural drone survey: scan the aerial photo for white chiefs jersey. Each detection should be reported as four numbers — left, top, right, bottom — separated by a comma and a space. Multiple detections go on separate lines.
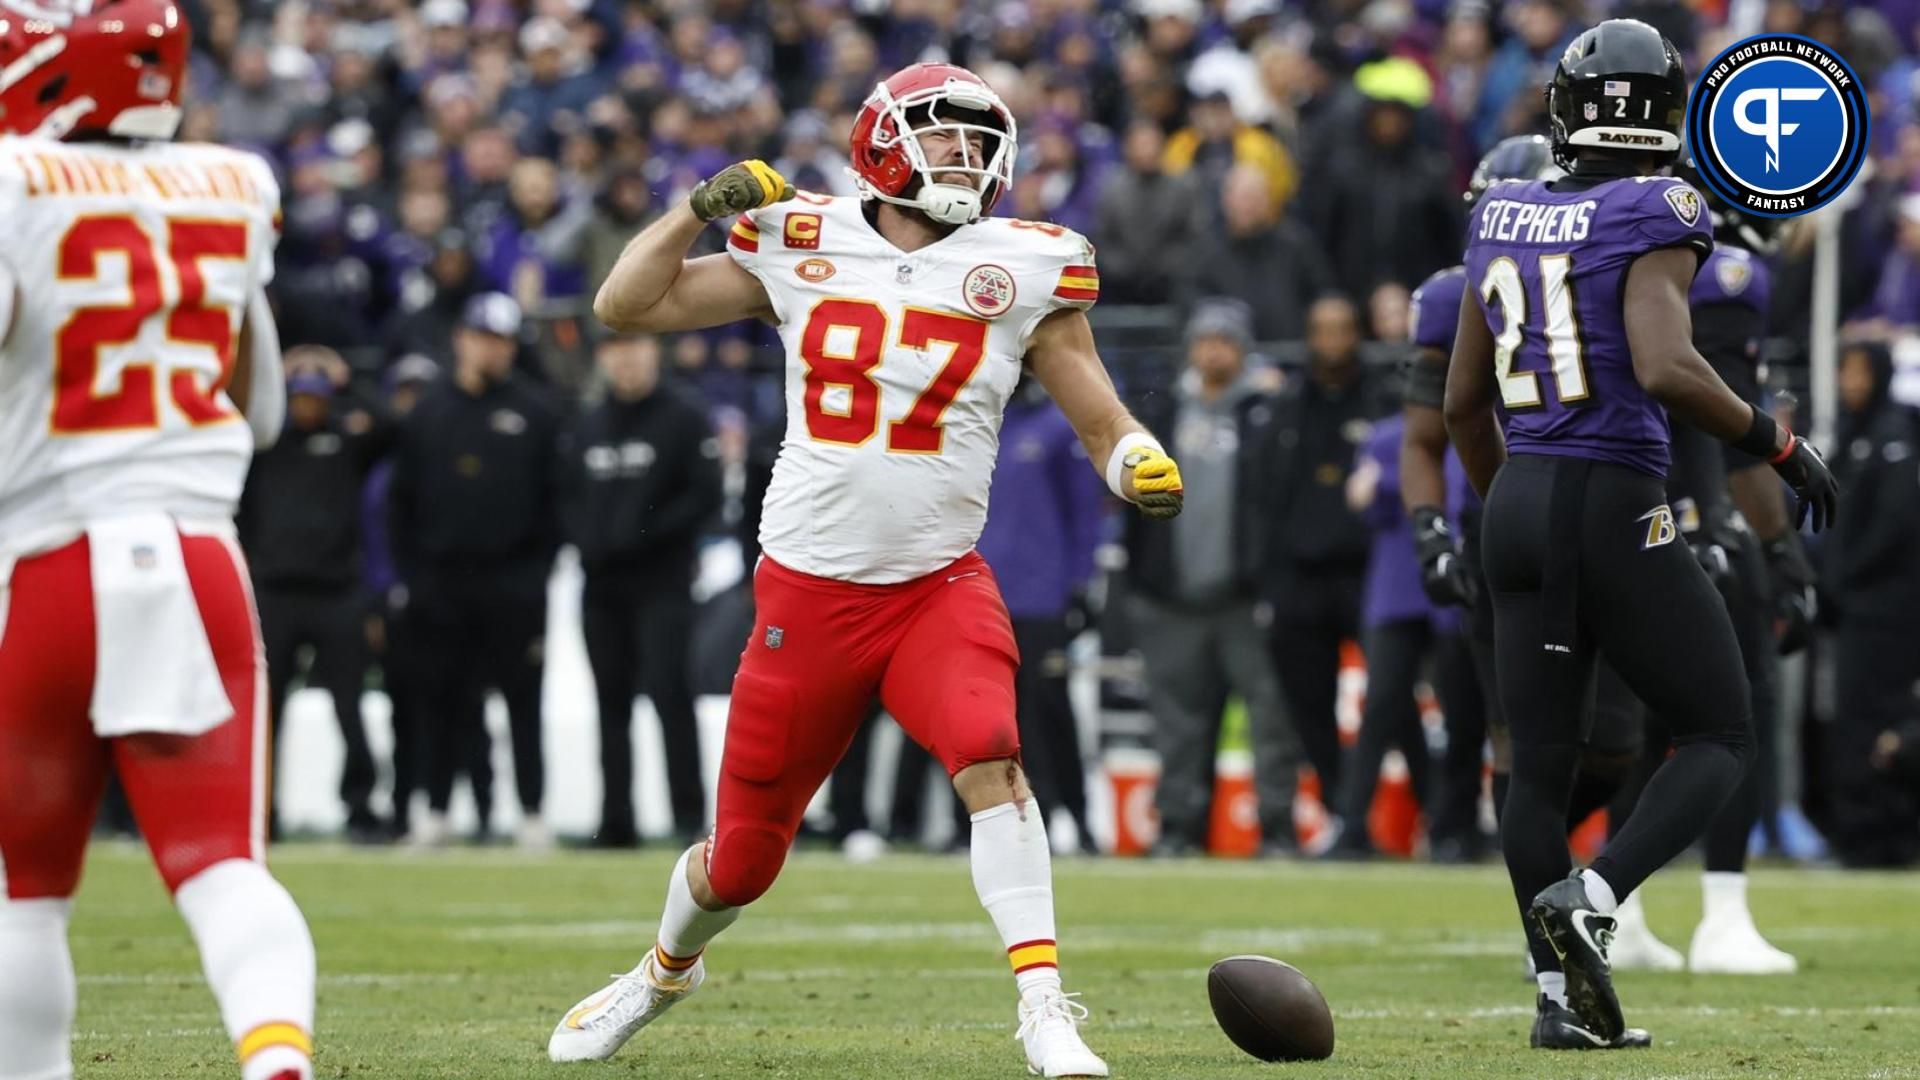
0, 135, 280, 554
728, 194, 1099, 584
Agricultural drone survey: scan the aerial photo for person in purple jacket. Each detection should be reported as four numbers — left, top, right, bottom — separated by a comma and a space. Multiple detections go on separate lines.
1445, 20, 1837, 1049
1321, 413, 1457, 860
976, 376, 1108, 853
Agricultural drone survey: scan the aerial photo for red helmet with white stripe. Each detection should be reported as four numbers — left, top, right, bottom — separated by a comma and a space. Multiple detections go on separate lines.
0, 0, 190, 141
849, 62, 1016, 226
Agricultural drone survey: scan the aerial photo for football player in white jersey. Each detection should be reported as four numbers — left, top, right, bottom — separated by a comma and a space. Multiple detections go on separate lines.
549, 63, 1183, 1077
0, 5, 316, 1080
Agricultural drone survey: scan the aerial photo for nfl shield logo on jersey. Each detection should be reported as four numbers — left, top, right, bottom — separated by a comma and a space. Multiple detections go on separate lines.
1584, 101, 1599, 121
962, 264, 1016, 318
765, 625, 784, 649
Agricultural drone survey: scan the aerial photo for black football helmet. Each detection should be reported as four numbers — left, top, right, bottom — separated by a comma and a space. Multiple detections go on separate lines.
1545, 18, 1687, 169
1673, 151, 1784, 255
1466, 134, 1565, 205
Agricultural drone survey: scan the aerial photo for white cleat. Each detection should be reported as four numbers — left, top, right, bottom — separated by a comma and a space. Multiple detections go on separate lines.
548, 953, 704, 1062
517, 814, 556, 852
1016, 989, 1109, 1078
841, 828, 888, 864
406, 810, 450, 849
1609, 892, 1684, 972
1688, 914, 1798, 975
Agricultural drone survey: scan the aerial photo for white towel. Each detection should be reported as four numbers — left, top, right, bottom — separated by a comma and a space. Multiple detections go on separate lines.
87, 513, 233, 738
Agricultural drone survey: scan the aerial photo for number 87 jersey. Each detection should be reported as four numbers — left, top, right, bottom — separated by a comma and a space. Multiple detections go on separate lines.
729, 193, 1099, 584
0, 136, 280, 547
1464, 173, 1710, 478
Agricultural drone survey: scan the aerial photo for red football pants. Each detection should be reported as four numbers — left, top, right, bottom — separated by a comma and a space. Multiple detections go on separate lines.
0, 531, 266, 899
705, 551, 1021, 905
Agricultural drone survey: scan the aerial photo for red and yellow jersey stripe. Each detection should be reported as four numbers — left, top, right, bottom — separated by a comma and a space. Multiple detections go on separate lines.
728, 215, 761, 254
1052, 264, 1098, 305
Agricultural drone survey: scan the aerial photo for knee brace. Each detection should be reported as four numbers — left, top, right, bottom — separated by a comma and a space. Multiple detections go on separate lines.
703, 822, 792, 907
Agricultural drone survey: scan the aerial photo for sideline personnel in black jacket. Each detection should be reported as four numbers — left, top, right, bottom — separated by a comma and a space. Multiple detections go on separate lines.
566, 332, 722, 846
1262, 295, 1394, 800
389, 293, 565, 845
239, 357, 391, 839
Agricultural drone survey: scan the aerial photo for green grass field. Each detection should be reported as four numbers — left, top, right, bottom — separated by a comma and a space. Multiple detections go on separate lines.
67, 842, 1920, 1079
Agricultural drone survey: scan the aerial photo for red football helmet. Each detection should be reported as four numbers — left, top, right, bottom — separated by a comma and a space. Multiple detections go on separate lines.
0, 0, 190, 141
848, 62, 1017, 226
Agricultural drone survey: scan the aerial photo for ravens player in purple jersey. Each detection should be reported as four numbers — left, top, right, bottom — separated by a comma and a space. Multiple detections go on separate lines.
1445, 19, 1837, 1048
1404, 135, 1656, 1048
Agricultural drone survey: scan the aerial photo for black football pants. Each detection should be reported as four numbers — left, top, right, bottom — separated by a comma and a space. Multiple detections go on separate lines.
1482, 456, 1751, 974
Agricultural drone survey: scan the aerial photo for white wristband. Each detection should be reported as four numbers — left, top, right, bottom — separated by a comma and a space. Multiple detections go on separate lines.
1105, 431, 1165, 501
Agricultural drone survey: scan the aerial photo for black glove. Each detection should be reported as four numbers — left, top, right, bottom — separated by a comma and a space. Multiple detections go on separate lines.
1770, 435, 1839, 533
1412, 505, 1477, 608
1762, 533, 1816, 655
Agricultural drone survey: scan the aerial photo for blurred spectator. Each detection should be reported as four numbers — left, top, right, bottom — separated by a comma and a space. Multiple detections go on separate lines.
361, 354, 443, 841
1093, 120, 1208, 305
482, 155, 591, 313
1470, 0, 1575, 152
216, 26, 300, 150
1163, 89, 1295, 220
566, 333, 722, 848
384, 229, 484, 366
389, 294, 564, 849
1125, 299, 1300, 857
1305, 58, 1463, 301
1827, 341, 1920, 867
239, 350, 391, 843
500, 15, 601, 157
1263, 296, 1394, 804
1010, 116, 1106, 237
1324, 414, 1447, 859
1182, 163, 1336, 342
978, 376, 1108, 853
582, 166, 660, 306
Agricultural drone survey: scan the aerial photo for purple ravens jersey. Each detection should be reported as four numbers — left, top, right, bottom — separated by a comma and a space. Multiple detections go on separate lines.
1689, 246, 1770, 317
1409, 265, 1468, 352
1464, 175, 1713, 477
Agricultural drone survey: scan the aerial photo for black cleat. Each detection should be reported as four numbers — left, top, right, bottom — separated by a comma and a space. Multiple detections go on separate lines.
1529, 873, 1625, 1042
1530, 995, 1651, 1050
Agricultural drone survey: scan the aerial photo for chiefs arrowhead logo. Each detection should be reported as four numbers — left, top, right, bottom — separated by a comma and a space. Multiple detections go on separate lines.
794, 258, 836, 283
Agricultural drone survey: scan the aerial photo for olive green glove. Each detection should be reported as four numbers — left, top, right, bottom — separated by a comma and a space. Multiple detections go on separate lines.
687, 159, 796, 222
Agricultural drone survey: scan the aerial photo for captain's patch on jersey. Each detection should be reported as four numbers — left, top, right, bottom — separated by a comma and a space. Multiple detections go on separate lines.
795, 257, 836, 283
1663, 184, 1702, 226
1715, 254, 1751, 296
784, 213, 822, 249
963, 264, 1016, 318
1638, 504, 1679, 549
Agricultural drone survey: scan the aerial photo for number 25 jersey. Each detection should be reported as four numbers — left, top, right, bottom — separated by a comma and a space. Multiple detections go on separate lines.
0, 135, 280, 550
1464, 174, 1711, 478
728, 194, 1098, 584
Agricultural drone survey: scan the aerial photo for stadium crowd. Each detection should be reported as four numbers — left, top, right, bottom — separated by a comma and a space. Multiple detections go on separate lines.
180, 0, 1920, 868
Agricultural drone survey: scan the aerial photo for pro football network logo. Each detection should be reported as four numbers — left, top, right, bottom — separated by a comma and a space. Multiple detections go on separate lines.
962, 264, 1016, 318
1686, 34, 1869, 218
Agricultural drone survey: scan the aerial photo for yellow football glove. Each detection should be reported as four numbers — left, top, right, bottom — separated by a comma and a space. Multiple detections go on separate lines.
688, 159, 796, 222
1125, 447, 1184, 520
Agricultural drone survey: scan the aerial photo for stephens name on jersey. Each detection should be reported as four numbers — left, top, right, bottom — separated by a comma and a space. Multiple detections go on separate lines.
0, 135, 280, 551
727, 193, 1098, 583
1463, 174, 1711, 477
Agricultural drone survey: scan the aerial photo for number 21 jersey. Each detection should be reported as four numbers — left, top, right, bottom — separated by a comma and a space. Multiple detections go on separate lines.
0, 135, 280, 549
728, 194, 1098, 584
1464, 174, 1711, 477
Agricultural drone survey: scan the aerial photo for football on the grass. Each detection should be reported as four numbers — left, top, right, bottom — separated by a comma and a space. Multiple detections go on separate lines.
1207, 955, 1335, 1062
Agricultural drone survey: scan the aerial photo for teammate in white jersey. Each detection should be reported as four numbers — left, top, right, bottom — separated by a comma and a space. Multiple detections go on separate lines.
549, 63, 1183, 1077
0, 5, 316, 1080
